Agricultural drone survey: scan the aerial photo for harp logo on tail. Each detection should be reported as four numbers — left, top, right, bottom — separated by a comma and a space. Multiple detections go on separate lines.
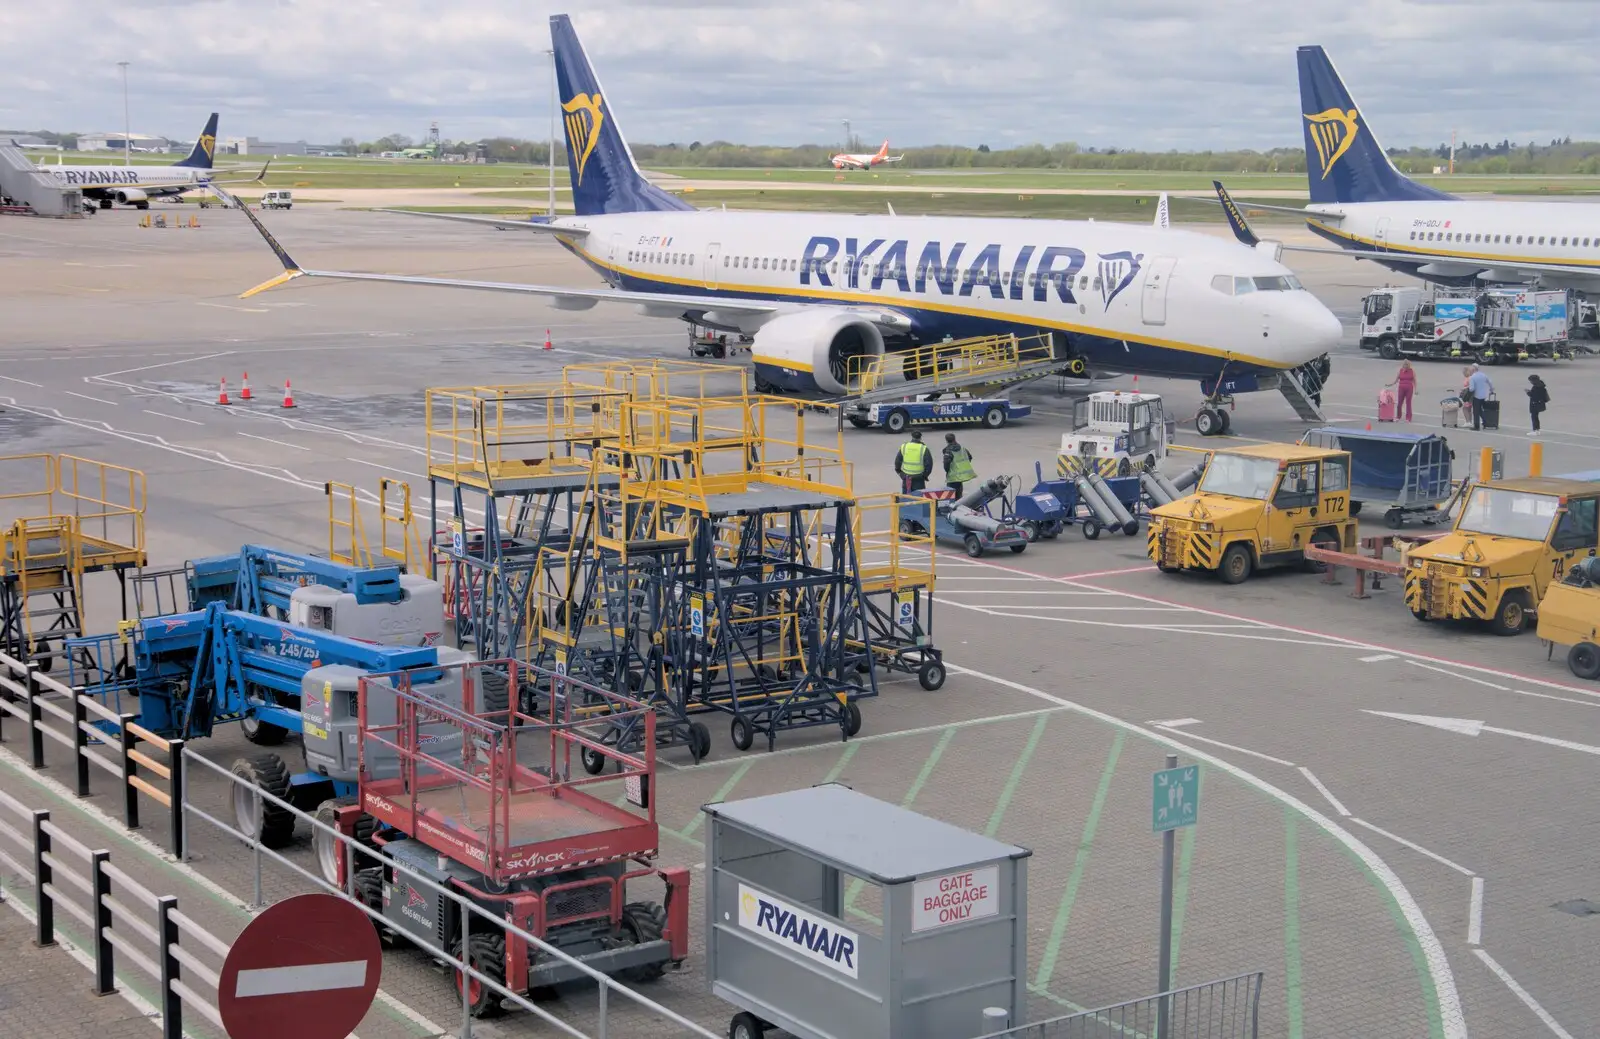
1305, 107, 1360, 180
562, 92, 605, 186
197, 133, 215, 161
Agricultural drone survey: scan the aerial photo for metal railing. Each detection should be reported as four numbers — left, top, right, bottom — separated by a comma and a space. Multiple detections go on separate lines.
0, 650, 186, 856
182, 750, 721, 1039
972, 973, 1264, 1039
0, 785, 226, 1039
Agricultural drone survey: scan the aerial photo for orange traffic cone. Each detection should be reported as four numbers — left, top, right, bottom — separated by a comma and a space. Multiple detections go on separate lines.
240, 371, 253, 400
217, 378, 231, 405
1365, 422, 1372, 431
543, 329, 553, 351
281, 379, 296, 409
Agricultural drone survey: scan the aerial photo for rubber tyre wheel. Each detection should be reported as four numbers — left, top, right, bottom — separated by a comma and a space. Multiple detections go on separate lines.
885, 409, 909, 434
848, 417, 871, 429
1082, 519, 1101, 540
581, 744, 608, 775
241, 713, 289, 746
1041, 521, 1062, 539
1384, 508, 1405, 529
618, 902, 669, 983
730, 715, 755, 751
983, 406, 1006, 429
918, 659, 946, 691
842, 701, 863, 737
1304, 532, 1339, 573
1351, 501, 1364, 516
1218, 544, 1253, 586
313, 796, 376, 886
1123, 520, 1141, 537
1218, 410, 1232, 434
1020, 520, 1040, 542
1010, 542, 1027, 554
688, 721, 712, 761
1569, 642, 1600, 680
230, 753, 296, 849
454, 932, 507, 1018
1379, 339, 1400, 361
1488, 594, 1528, 637
730, 1011, 766, 1039
964, 533, 984, 558
1196, 409, 1223, 437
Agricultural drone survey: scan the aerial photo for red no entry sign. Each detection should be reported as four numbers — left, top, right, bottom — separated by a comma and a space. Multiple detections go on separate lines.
219, 892, 382, 1039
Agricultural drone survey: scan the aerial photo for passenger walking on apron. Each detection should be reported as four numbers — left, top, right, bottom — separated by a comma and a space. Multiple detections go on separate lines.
1466, 365, 1494, 431
1527, 374, 1550, 437
1388, 361, 1417, 422
942, 433, 976, 497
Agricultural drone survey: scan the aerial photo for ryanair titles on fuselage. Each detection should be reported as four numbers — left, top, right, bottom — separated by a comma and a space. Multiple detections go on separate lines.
781, 235, 1143, 310
50, 168, 188, 187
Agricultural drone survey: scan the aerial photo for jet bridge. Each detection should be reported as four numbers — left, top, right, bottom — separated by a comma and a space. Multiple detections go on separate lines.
835, 333, 1076, 420
0, 142, 83, 217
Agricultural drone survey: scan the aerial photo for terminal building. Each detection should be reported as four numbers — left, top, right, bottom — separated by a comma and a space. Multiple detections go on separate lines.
75, 132, 171, 153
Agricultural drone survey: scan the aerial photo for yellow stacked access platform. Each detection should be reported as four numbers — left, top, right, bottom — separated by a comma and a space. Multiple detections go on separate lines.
0, 454, 146, 673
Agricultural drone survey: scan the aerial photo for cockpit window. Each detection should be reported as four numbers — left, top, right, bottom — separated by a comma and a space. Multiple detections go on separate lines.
1252, 275, 1302, 291
1233, 277, 1256, 295
1211, 275, 1233, 295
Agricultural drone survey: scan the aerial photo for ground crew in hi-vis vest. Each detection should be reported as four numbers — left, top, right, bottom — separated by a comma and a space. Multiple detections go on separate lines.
943, 433, 976, 496
895, 430, 933, 493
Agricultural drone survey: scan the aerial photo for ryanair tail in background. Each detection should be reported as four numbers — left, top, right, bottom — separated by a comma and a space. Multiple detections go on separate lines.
1297, 46, 1452, 206
174, 113, 219, 169
550, 14, 693, 216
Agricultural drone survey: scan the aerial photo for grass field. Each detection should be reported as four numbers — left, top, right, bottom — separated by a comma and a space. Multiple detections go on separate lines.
397, 190, 1310, 222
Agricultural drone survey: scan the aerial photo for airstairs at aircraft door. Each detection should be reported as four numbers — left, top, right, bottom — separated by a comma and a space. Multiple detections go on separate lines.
1278, 363, 1326, 423
838, 332, 1075, 409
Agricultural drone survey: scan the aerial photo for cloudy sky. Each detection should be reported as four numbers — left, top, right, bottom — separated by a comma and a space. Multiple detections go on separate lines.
3, 0, 1597, 151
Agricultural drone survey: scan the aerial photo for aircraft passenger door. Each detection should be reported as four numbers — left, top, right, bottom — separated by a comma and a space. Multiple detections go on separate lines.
1140, 256, 1178, 326
704, 243, 720, 289
1375, 218, 1391, 250
607, 234, 623, 283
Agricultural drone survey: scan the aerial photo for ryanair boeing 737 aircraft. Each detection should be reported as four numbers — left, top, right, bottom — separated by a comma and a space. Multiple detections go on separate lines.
238, 15, 1342, 429
37, 114, 221, 210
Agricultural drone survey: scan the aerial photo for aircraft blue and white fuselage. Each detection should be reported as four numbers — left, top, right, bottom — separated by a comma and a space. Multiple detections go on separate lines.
35, 113, 220, 208
545, 210, 1342, 393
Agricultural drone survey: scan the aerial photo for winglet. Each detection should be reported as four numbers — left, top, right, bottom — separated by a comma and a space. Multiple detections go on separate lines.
255, 157, 272, 183
1153, 191, 1170, 229
237, 200, 305, 297
1213, 180, 1260, 247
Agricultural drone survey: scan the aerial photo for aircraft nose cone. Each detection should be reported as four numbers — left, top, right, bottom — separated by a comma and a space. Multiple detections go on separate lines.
1310, 305, 1344, 354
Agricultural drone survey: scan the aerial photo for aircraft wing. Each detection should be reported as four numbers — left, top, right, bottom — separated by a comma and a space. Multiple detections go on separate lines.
372, 208, 591, 236
231, 198, 931, 331
1280, 242, 1600, 278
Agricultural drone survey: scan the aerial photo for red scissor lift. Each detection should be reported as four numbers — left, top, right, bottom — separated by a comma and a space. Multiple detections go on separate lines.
333, 660, 690, 1017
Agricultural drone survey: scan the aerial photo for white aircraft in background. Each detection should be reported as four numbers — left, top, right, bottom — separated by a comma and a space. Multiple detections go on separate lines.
1223, 46, 1600, 290
32, 114, 221, 210
236, 14, 1341, 435
831, 140, 901, 170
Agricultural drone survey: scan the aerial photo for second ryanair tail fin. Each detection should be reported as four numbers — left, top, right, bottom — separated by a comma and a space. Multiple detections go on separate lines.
175, 113, 219, 169
1297, 46, 1452, 205
550, 14, 693, 216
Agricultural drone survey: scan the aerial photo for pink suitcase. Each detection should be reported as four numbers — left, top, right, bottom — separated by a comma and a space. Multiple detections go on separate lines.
1377, 388, 1397, 422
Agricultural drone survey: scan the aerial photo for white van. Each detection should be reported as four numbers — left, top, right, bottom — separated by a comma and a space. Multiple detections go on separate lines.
260, 190, 293, 210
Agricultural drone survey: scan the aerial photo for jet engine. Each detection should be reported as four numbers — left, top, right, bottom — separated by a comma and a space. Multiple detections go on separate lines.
113, 188, 149, 207
750, 310, 886, 395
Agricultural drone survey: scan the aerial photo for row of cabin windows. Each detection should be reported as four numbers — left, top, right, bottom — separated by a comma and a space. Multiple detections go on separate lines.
1408, 230, 1600, 248
627, 250, 695, 266
626, 249, 1121, 291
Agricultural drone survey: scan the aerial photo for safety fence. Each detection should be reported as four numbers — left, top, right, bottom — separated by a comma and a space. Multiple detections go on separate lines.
0, 651, 186, 856
973, 972, 1264, 1039
183, 750, 723, 1039
0, 785, 227, 1039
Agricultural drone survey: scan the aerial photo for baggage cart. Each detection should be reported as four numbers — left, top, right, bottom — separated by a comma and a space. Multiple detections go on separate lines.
1299, 427, 1454, 528
703, 784, 1030, 1039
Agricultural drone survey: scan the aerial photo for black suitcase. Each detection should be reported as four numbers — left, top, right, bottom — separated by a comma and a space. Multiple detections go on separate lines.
1479, 396, 1500, 430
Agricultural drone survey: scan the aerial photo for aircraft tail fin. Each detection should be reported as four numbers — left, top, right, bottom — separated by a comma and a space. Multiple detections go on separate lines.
175, 113, 219, 169
1153, 192, 1169, 228
1297, 46, 1452, 205
876, 141, 889, 159
550, 14, 692, 216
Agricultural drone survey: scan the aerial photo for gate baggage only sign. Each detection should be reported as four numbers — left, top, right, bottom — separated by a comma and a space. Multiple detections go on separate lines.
912, 865, 999, 932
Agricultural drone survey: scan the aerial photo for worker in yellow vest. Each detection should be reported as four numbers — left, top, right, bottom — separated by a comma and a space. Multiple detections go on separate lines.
942, 432, 976, 496
894, 430, 933, 493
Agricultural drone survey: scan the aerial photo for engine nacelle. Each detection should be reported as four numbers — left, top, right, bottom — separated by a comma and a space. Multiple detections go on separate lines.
114, 188, 148, 206
750, 310, 885, 395
1255, 239, 1283, 263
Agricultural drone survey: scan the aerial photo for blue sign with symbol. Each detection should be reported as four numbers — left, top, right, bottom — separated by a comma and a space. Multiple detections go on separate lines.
1152, 765, 1200, 832
690, 594, 705, 639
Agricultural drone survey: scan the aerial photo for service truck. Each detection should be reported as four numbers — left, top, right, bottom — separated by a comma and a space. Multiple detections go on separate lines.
1055, 390, 1173, 477
1146, 443, 1359, 584
846, 392, 1031, 433
259, 190, 293, 210
1360, 287, 1571, 362
1404, 476, 1600, 635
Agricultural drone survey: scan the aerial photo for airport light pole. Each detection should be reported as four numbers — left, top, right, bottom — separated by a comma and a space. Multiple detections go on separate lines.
546, 47, 556, 218
117, 61, 130, 165
843, 119, 851, 153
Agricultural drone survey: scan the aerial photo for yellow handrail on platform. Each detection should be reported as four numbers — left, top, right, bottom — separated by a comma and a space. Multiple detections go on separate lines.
845, 331, 1057, 394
